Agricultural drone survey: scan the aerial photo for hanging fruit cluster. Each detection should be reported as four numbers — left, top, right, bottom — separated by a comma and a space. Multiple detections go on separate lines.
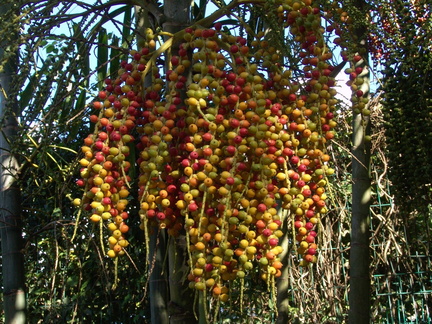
322, 1, 370, 115
72, 42, 154, 258
282, 1, 337, 265
74, 0, 337, 306
73, 85, 135, 258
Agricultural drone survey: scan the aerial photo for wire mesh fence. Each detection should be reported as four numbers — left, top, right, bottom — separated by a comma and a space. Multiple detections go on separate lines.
370, 196, 432, 324
281, 177, 432, 323
372, 253, 432, 323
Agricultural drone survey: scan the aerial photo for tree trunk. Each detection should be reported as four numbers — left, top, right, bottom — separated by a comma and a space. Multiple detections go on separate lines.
348, 0, 371, 322
161, 1, 197, 323
140, 1, 196, 322
167, 236, 196, 323
276, 209, 291, 324
349, 76, 371, 324
148, 227, 170, 323
0, 4, 26, 324
133, 5, 171, 323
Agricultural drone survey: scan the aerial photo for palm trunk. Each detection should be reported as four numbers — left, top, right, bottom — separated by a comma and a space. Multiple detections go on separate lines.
161, 1, 198, 323
276, 209, 290, 323
348, 0, 371, 322
0, 4, 26, 324
349, 75, 371, 324
133, 4, 171, 323
141, 1, 196, 322
148, 228, 170, 323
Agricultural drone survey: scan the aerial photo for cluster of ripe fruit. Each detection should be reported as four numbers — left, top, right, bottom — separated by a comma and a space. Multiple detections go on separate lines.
75, 0, 337, 303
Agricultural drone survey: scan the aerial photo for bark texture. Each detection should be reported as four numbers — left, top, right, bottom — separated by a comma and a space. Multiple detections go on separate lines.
0, 4, 26, 323
348, 1, 372, 322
